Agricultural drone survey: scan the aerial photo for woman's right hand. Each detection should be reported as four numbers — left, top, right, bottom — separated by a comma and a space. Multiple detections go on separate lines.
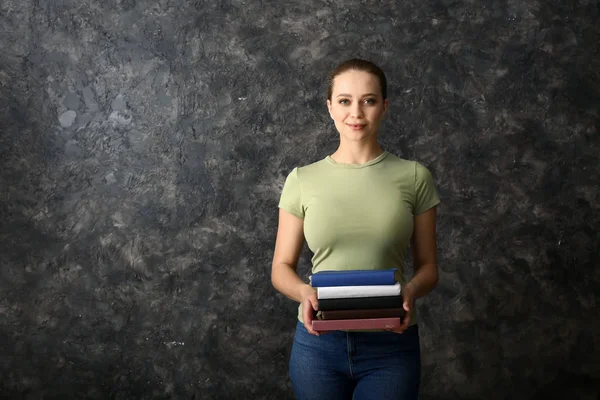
300, 284, 321, 336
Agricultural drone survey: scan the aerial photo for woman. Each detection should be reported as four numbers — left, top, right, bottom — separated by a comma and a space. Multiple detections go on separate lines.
271, 58, 440, 400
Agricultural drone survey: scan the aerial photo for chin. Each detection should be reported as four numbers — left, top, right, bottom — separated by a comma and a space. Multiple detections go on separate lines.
344, 135, 374, 143
344, 129, 375, 140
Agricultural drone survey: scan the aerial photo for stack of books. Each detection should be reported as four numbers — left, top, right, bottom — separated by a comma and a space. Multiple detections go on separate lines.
310, 269, 406, 332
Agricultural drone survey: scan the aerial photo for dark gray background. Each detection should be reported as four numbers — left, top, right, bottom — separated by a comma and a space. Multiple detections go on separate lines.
1, 0, 599, 399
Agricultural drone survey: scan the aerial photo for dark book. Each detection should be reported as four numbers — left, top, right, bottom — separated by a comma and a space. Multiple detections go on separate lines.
319, 307, 406, 320
312, 317, 402, 331
317, 295, 404, 311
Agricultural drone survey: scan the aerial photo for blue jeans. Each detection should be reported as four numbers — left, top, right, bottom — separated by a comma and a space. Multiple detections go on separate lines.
289, 320, 421, 400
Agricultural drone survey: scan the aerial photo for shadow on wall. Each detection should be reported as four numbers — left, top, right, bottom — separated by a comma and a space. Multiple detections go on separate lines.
531, 372, 600, 400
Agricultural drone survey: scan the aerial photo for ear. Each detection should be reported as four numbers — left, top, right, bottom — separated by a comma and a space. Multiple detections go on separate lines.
326, 99, 333, 119
382, 98, 389, 116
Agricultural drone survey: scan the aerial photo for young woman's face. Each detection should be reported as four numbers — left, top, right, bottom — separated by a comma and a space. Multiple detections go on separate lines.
327, 70, 388, 143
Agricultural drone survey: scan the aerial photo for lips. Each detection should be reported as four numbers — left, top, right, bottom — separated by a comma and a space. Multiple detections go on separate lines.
347, 124, 366, 130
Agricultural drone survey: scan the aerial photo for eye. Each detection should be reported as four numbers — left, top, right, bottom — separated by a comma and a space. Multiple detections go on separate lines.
339, 99, 350, 105
364, 98, 376, 105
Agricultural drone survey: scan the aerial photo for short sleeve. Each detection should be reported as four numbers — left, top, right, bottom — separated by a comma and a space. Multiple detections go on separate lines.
278, 167, 304, 219
414, 162, 441, 215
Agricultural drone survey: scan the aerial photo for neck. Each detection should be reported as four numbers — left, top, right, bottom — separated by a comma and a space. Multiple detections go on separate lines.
330, 139, 384, 165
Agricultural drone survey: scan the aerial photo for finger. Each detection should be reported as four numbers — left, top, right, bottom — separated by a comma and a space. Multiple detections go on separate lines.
303, 304, 320, 336
307, 298, 322, 335
303, 314, 320, 336
305, 322, 320, 336
387, 313, 410, 334
310, 296, 319, 312
401, 315, 411, 331
395, 315, 411, 334
396, 306, 410, 332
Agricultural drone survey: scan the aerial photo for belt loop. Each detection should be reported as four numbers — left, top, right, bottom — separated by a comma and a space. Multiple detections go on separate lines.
346, 332, 351, 356
346, 332, 356, 356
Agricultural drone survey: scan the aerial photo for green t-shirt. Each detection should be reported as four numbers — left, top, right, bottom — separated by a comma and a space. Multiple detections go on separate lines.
278, 151, 441, 325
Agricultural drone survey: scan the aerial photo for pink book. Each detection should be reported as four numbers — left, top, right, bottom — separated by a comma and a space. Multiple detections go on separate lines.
312, 317, 402, 331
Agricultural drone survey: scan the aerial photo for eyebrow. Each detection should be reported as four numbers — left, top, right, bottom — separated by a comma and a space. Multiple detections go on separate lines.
336, 93, 378, 98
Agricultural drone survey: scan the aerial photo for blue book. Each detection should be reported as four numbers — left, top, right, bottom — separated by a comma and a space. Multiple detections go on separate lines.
310, 269, 398, 287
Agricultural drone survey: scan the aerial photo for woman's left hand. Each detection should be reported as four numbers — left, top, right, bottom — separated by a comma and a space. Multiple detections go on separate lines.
388, 284, 415, 334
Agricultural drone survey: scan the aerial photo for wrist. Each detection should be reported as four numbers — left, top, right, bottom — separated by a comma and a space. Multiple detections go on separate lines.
403, 281, 417, 295
298, 283, 315, 300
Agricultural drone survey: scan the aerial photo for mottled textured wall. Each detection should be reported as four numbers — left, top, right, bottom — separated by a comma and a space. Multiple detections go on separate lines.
1, 0, 598, 399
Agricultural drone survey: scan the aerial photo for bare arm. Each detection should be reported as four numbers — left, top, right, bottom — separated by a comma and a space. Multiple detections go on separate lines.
405, 206, 439, 298
271, 208, 310, 301
271, 208, 320, 335
392, 206, 439, 333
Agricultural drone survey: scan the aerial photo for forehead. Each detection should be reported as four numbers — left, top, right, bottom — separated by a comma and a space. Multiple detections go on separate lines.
332, 70, 380, 95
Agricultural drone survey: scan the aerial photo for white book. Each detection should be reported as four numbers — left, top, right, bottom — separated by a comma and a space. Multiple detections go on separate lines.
317, 282, 401, 299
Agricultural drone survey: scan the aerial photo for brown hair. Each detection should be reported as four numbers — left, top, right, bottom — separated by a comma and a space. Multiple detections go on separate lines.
326, 58, 388, 100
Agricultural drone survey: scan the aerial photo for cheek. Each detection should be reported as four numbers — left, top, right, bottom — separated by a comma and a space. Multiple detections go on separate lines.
368, 108, 384, 120
331, 108, 347, 122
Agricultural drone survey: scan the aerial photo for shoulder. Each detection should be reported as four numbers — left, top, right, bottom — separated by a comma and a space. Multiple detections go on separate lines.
297, 157, 329, 171
382, 152, 413, 167
294, 158, 330, 178
381, 152, 419, 175
281, 158, 329, 191
413, 160, 435, 182
387, 152, 434, 171
380, 153, 438, 190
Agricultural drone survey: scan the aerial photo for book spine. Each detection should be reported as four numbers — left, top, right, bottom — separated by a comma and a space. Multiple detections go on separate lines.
317, 296, 404, 311
312, 317, 402, 331
320, 308, 406, 320
317, 283, 401, 299
311, 271, 397, 287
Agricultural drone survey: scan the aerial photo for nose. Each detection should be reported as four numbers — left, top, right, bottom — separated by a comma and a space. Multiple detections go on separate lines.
351, 103, 363, 119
